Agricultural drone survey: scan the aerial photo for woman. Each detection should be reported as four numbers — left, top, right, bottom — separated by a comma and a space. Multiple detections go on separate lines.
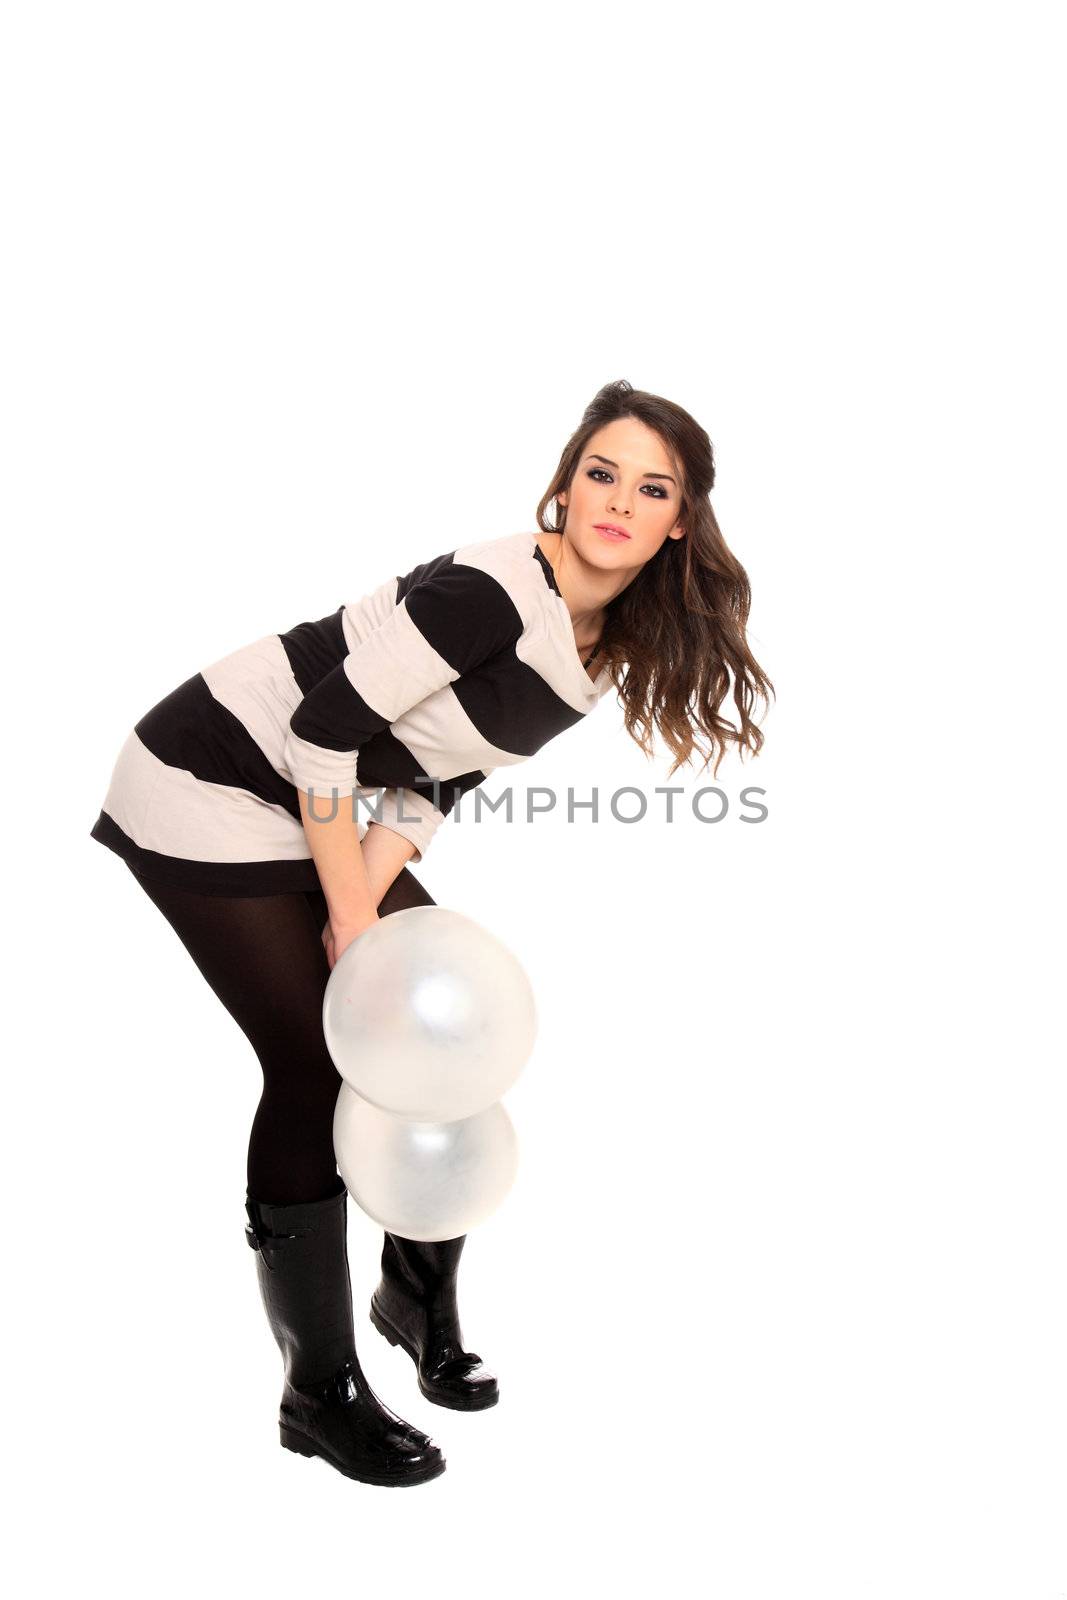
89, 378, 774, 1488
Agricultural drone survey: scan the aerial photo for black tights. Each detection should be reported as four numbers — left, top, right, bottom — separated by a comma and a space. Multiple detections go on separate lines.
125, 863, 436, 1205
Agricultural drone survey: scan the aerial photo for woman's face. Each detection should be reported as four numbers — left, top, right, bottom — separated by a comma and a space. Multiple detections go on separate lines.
557, 416, 686, 571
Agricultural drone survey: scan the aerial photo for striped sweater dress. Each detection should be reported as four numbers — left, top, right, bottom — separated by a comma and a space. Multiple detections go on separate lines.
89, 530, 615, 896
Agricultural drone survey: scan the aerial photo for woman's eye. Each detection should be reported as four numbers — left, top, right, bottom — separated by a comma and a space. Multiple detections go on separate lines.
586, 468, 667, 498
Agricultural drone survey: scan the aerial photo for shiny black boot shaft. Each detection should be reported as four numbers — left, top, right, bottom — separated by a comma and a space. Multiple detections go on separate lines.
246, 1178, 446, 1484
370, 1231, 499, 1410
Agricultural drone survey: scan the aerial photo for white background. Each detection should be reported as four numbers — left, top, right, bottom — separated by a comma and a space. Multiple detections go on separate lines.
5, 3, 1064, 1596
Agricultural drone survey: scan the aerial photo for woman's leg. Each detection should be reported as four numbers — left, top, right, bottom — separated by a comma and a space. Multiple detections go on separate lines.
120, 861, 448, 1485
126, 863, 436, 1204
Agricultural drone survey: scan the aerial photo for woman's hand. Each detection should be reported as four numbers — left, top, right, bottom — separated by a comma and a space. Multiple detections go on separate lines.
322, 912, 379, 972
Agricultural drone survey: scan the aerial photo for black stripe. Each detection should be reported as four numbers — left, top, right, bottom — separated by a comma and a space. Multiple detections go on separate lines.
133, 673, 302, 819
354, 751, 488, 821
354, 652, 585, 776
395, 549, 452, 603
355, 728, 431, 787
452, 653, 585, 754
396, 551, 523, 674
277, 607, 348, 694
356, 730, 494, 805
288, 667, 391, 754
90, 808, 324, 897
434, 769, 488, 818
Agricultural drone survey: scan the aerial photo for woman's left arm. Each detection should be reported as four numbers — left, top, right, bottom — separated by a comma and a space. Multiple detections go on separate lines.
360, 819, 419, 905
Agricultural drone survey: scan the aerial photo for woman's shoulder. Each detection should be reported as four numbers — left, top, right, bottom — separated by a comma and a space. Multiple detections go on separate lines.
392, 530, 545, 608
452, 528, 544, 582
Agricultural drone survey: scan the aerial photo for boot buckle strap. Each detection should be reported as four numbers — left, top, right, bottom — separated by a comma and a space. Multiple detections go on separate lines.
244, 1216, 307, 1254
245, 1197, 307, 1250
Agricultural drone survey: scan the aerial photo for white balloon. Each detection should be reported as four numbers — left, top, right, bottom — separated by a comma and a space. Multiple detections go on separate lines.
333, 1084, 519, 1241
322, 905, 536, 1122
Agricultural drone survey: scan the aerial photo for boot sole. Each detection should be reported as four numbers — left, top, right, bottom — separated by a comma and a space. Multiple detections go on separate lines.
369, 1300, 501, 1411
279, 1422, 446, 1486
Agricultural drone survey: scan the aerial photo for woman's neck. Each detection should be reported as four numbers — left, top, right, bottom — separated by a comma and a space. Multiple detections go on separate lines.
535, 530, 613, 641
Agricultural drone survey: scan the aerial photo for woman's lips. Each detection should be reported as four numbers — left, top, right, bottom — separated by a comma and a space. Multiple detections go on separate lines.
594, 525, 630, 542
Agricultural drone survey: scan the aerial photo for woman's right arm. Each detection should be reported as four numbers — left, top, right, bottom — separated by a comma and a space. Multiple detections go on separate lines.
297, 788, 379, 967
360, 819, 419, 902
286, 560, 524, 950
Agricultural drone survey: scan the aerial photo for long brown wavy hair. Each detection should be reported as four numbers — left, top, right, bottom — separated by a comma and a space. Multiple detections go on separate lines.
536, 379, 774, 779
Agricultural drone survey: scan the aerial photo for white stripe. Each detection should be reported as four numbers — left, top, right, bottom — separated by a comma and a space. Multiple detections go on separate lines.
101, 730, 365, 863
391, 686, 528, 777
341, 577, 401, 652
98, 728, 161, 844
341, 599, 458, 722
367, 787, 441, 863
283, 729, 360, 795
200, 633, 302, 775
515, 605, 599, 713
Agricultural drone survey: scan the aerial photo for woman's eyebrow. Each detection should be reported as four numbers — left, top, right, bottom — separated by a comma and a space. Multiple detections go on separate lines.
584, 452, 676, 484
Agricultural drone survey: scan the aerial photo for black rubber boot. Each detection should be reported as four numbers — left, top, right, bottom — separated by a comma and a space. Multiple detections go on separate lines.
369, 1232, 499, 1411
245, 1176, 446, 1485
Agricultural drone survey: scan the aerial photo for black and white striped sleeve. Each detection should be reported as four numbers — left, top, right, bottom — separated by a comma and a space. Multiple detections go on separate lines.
282, 556, 522, 806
